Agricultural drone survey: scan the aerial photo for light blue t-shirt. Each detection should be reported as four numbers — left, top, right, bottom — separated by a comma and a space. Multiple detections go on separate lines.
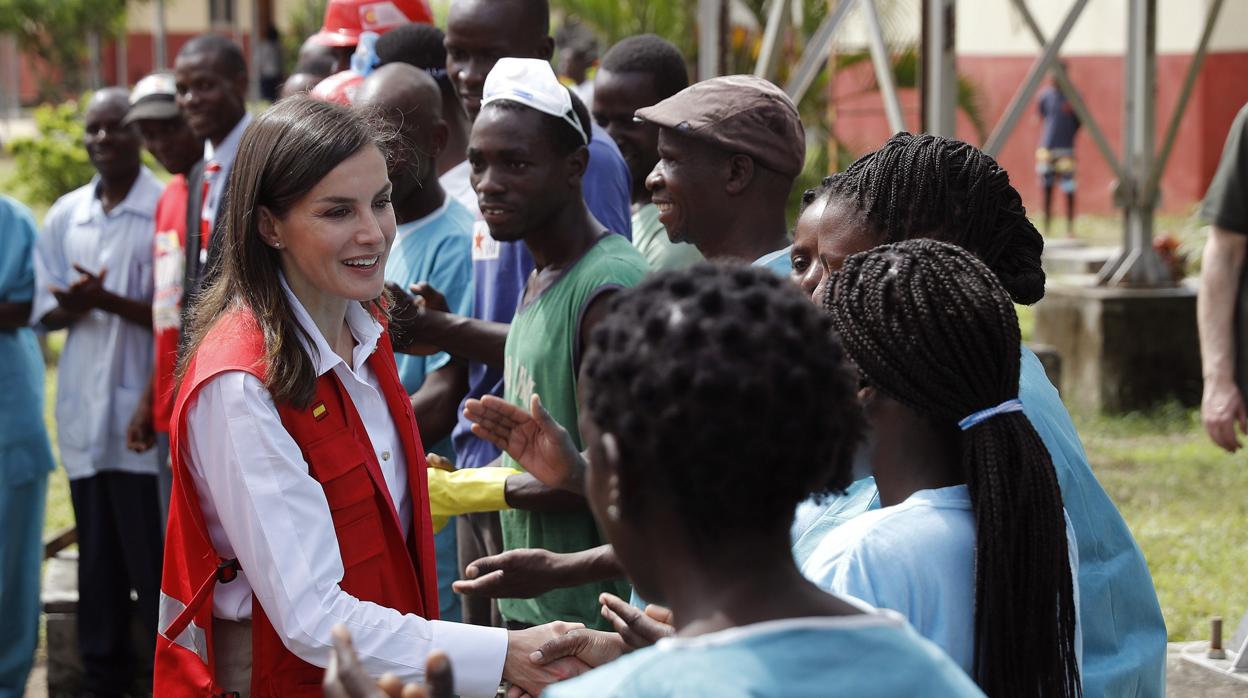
382, 196, 474, 624
544, 612, 984, 698
790, 346, 1166, 696
385, 197, 475, 421
753, 245, 793, 276
0, 195, 56, 488
800, 485, 1081, 676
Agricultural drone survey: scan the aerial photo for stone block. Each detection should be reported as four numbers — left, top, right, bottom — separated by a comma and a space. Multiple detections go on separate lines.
1042, 245, 1120, 276
41, 550, 155, 697
1033, 280, 1201, 413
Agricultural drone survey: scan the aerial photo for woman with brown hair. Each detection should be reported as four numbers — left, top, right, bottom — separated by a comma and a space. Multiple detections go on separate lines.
154, 96, 580, 698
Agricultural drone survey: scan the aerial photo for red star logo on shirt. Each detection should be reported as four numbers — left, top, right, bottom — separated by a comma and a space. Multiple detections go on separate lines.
474, 230, 485, 250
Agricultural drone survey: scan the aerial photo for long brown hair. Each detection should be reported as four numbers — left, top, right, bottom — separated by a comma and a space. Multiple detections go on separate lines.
180, 97, 391, 407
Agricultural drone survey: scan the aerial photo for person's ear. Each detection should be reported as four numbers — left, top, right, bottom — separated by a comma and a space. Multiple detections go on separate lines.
430, 121, 450, 161
566, 144, 589, 187
724, 153, 756, 195
257, 206, 284, 250
537, 36, 556, 61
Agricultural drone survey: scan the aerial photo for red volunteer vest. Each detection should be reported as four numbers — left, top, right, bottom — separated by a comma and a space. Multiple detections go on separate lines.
155, 307, 439, 697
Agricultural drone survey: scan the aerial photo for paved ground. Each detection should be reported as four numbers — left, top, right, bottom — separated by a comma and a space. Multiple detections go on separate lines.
23, 642, 1248, 696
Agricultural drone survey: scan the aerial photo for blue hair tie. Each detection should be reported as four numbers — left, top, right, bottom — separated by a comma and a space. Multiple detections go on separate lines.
958, 399, 1024, 431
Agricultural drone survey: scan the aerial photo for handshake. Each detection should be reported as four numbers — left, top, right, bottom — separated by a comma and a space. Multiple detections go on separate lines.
324, 593, 675, 697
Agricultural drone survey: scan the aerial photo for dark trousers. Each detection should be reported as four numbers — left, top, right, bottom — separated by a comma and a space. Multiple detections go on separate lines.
457, 511, 504, 627
69, 471, 163, 697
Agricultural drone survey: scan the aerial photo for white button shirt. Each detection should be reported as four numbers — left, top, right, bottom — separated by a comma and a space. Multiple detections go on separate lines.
182, 278, 507, 697
32, 170, 163, 479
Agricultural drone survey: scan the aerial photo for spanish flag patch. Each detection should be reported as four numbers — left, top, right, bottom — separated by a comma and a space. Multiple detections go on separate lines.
312, 402, 328, 421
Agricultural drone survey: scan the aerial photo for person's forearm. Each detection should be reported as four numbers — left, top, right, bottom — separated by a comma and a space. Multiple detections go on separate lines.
38, 307, 81, 330
554, 544, 624, 586
96, 290, 153, 328
421, 312, 509, 368
504, 472, 588, 513
1198, 226, 1247, 384
0, 301, 32, 330
412, 361, 468, 446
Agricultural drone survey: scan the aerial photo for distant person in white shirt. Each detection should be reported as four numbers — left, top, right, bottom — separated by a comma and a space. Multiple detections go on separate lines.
31, 87, 164, 698
155, 96, 586, 698
812, 239, 1082, 696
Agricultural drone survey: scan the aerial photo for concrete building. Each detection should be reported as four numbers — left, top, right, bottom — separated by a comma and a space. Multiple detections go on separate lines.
829, 0, 1248, 217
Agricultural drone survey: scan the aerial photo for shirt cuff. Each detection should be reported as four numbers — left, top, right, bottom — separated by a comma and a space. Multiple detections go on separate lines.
431, 620, 507, 698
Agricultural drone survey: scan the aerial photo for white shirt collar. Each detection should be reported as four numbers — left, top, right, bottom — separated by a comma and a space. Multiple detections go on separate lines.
204, 111, 253, 167
279, 272, 383, 378
74, 167, 163, 224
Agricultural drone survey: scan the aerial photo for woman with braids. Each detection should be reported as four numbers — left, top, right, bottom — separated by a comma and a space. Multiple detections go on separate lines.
813, 239, 1081, 695
530, 264, 982, 697
789, 132, 1165, 698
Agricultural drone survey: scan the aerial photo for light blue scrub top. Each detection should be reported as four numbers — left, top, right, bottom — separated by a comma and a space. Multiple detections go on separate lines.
793, 346, 1167, 697
753, 245, 793, 276
543, 613, 985, 698
0, 195, 55, 487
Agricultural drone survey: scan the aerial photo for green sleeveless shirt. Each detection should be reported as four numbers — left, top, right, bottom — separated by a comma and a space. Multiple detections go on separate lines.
500, 234, 647, 628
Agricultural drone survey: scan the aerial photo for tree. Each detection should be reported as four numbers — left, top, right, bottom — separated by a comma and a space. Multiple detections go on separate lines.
0, 0, 132, 98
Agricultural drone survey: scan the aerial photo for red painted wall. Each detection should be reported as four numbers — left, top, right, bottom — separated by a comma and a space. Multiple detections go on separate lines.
829, 51, 1248, 218
18, 31, 253, 104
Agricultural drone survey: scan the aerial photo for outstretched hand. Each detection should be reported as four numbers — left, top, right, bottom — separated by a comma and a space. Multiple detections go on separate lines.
464, 394, 585, 493
453, 548, 572, 599
323, 625, 453, 698
530, 628, 629, 670
599, 594, 675, 649
503, 621, 591, 696
385, 281, 448, 356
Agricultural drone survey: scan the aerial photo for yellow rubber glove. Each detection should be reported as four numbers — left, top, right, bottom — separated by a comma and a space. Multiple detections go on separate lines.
425, 455, 521, 534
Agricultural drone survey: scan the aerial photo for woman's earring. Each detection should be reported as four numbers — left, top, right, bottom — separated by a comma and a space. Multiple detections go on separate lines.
606, 503, 620, 521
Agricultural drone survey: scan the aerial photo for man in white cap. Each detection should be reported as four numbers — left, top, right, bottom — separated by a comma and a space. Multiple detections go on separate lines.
121, 72, 204, 526
458, 57, 647, 631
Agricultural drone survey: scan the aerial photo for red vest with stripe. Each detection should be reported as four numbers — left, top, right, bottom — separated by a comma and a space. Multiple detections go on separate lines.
155, 307, 439, 697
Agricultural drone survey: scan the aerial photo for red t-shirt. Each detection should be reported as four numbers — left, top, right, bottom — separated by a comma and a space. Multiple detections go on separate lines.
152, 174, 189, 433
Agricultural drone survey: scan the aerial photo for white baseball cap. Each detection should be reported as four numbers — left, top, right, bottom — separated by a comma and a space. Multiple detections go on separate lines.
122, 72, 180, 125
481, 57, 588, 145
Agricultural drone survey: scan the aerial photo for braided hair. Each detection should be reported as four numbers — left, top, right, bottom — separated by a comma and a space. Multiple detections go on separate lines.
582, 264, 863, 545
825, 239, 1080, 697
803, 132, 1046, 305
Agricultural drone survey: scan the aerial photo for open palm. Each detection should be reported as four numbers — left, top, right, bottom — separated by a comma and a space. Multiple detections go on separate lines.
464, 394, 585, 492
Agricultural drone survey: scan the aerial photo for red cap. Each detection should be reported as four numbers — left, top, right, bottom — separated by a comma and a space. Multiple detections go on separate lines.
309, 70, 365, 105
312, 0, 433, 48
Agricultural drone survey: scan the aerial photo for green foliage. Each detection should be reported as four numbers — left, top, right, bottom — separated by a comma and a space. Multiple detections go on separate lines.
5, 98, 94, 207
0, 0, 134, 98
282, 0, 329, 70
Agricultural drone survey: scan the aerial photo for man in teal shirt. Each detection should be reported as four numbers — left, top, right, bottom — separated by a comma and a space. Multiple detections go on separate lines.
0, 194, 57, 697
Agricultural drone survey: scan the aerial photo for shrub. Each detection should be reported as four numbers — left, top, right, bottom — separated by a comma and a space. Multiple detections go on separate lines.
5, 98, 94, 207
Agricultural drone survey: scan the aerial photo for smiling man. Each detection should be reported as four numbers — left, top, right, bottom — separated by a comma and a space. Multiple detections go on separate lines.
174, 34, 251, 319
32, 87, 164, 698
592, 34, 701, 272
637, 74, 804, 272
